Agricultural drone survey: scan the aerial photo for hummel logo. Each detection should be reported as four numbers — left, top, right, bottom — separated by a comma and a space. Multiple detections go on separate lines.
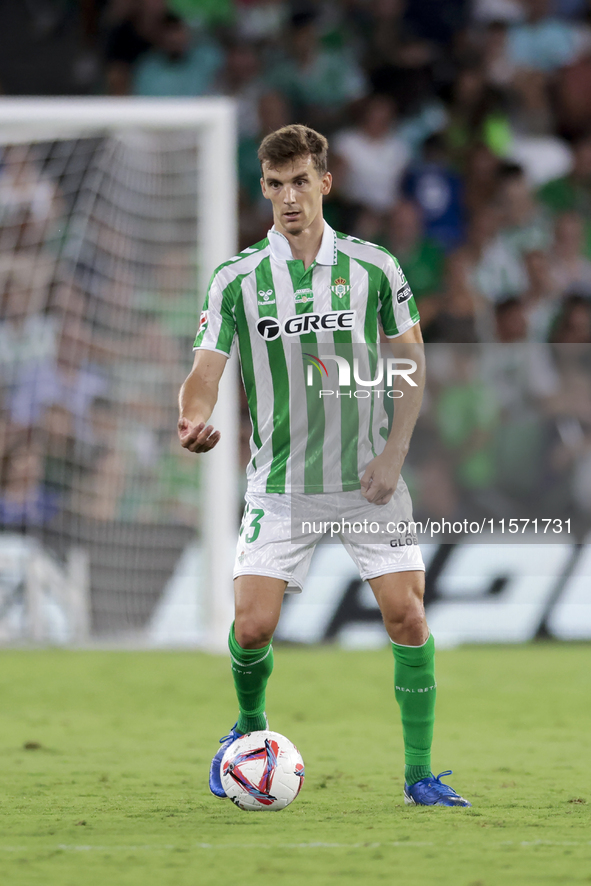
258, 289, 275, 305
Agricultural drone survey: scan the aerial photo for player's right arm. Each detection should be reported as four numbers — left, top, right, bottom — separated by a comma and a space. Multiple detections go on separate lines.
179, 266, 237, 453
177, 348, 228, 453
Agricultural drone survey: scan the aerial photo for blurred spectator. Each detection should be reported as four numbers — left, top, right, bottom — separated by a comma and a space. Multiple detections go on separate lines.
522, 249, 562, 341
270, 10, 369, 130
435, 347, 499, 494
209, 41, 268, 140
0, 0, 101, 94
9, 317, 107, 440
551, 211, 591, 294
482, 20, 516, 87
507, 0, 591, 73
497, 160, 551, 247
132, 247, 199, 340
321, 153, 364, 236
333, 94, 410, 217
238, 90, 290, 189
463, 142, 502, 214
0, 145, 61, 249
538, 131, 591, 212
554, 52, 591, 137
544, 344, 591, 519
550, 294, 591, 342
481, 21, 556, 135
404, 0, 468, 46
237, 91, 290, 245
446, 63, 512, 164
360, 0, 438, 125
104, 0, 167, 95
553, 0, 589, 17
472, 0, 524, 23
0, 283, 59, 393
132, 13, 223, 96
464, 204, 515, 302
474, 163, 551, 300
463, 203, 502, 262
383, 200, 445, 310
481, 336, 561, 417
401, 134, 465, 250
494, 297, 528, 341
510, 68, 555, 136
360, 0, 419, 72
74, 446, 126, 520
483, 334, 561, 501
234, 0, 286, 44
167, 0, 234, 28
413, 452, 461, 522
423, 251, 489, 342
0, 435, 59, 527
155, 437, 202, 524
42, 403, 78, 507
538, 131, 591, 256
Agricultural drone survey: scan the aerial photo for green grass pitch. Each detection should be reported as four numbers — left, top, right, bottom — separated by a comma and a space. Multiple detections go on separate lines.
0, 644, 589, 886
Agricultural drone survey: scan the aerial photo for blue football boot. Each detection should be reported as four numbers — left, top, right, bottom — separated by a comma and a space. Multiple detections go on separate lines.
404, 771, 472, 807
209, 723, 243, 798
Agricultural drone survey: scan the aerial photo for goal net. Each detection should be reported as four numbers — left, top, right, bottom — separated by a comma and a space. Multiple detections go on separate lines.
0, 99, 238, 648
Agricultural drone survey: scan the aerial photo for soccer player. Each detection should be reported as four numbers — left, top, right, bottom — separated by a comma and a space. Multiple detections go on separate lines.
178, 125, 471, 807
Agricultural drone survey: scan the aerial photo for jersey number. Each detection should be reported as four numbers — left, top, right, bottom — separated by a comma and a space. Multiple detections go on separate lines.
244, 508, 264, 543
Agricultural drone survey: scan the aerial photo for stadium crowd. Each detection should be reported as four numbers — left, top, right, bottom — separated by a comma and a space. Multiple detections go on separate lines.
2, 0, 591, 343
0, 0, 591, 541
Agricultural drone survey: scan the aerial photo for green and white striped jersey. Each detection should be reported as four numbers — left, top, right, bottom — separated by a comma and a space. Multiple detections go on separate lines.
194, 222, 420, 494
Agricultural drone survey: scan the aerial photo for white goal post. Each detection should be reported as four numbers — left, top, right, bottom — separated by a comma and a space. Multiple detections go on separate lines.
0, 98, 239, 651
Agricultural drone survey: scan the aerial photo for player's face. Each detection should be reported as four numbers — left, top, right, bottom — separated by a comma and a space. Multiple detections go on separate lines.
261, 155, 332, 236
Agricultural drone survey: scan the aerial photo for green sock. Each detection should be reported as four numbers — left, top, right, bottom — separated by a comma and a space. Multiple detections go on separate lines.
228, 623, 273, 734
392, 633, 436, 786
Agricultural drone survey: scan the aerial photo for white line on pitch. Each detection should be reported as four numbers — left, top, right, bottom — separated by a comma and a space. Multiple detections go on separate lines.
0, 840, 590, 852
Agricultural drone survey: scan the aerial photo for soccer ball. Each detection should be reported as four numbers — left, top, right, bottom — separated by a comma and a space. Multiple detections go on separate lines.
221, 730, 305, 811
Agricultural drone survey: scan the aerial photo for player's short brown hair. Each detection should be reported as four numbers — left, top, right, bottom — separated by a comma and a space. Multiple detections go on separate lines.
258, 125, 329, 175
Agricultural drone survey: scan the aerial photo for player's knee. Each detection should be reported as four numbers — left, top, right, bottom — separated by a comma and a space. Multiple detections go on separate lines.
402, 611, 428, 644
383, 597, 426, 645
234, 617, 275, 649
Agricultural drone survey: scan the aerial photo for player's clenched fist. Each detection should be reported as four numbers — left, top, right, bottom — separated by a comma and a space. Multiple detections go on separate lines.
360, 454, 400, 505
178, 418, 220, 453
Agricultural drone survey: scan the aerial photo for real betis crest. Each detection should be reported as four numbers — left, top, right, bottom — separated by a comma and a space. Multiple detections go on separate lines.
331, 277, 350, 298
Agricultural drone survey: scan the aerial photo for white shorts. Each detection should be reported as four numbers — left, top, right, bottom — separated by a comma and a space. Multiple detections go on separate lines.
233, 486, 425, 593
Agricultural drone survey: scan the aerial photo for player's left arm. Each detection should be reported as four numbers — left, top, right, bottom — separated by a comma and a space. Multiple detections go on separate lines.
360, 322, 425, 505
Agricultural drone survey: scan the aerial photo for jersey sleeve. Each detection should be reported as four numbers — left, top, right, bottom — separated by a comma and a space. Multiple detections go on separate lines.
193, 271, 236, 356
379, 253, 420, 338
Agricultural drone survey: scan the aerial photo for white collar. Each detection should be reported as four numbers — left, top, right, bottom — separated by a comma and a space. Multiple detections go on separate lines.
268, 221, 337, 266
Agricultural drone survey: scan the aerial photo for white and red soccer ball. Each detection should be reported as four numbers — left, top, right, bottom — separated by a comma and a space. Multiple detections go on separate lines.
221, 730, 305, 811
